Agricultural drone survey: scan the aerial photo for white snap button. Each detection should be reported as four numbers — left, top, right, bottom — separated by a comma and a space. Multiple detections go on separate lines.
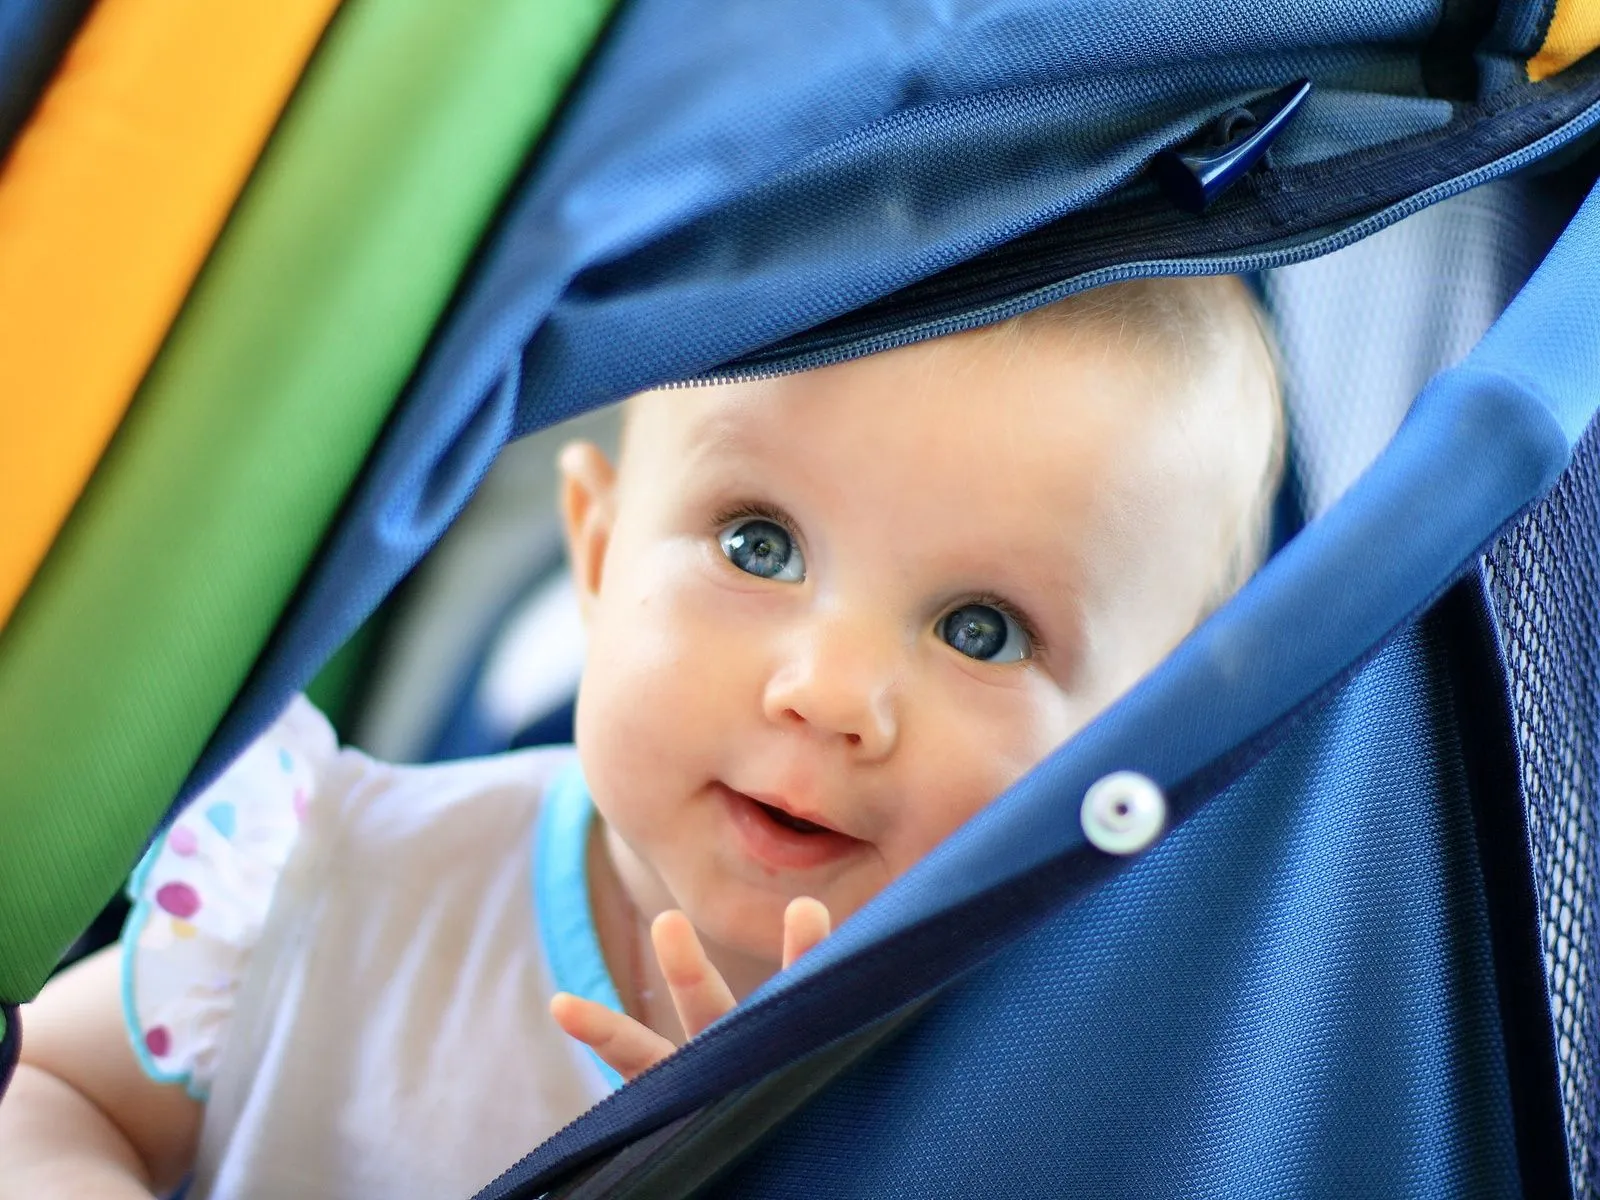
1080, 771, 1166, 855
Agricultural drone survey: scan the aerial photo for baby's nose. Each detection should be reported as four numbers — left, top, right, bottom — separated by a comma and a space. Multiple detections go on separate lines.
761, 618, 898, 758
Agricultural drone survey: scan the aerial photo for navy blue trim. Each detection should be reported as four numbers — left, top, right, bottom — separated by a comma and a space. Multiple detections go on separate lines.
0, 1003, 18, 1105
1439, 572, 1574, 1200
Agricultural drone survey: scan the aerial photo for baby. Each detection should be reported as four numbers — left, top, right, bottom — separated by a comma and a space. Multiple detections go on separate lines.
0, 276, 1282, 1200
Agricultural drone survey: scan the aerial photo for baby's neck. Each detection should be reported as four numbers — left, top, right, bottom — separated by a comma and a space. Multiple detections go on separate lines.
586, 820, 776, 1044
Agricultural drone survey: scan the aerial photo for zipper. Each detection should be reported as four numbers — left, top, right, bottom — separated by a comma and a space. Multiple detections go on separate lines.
678, 75, 1600, 389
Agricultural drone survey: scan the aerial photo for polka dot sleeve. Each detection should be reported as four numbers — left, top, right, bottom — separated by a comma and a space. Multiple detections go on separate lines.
120, 696, 336, 1100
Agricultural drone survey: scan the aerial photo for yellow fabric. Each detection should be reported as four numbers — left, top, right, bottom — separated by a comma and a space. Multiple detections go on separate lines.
1530, 0, 1600, 80
0, 0, 345, 630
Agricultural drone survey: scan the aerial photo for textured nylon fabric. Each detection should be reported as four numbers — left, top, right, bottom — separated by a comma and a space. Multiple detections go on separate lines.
179, 0, 1452, 810
0, 0, 93, 160
709, 622, 1517, 1198
0, 0, 347, 632
1486, 413, 1600, 1199
0, 0, 617, 1002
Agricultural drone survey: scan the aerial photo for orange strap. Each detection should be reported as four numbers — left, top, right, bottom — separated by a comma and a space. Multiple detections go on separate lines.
1529, 0, 1600, 81
0, 0, 345, 630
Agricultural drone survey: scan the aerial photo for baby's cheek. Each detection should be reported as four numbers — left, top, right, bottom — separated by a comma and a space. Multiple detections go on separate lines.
578, 649, 686, 776
899, 687, 1074, 861
580, 584, 730, 767
889, 767, 1002, 871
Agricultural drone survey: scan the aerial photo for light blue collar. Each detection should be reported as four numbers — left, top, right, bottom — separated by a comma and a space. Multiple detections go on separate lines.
534, 760, 626, 1090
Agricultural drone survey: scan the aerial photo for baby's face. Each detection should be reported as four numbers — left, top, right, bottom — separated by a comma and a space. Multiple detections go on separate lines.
563, 315, 1270, 964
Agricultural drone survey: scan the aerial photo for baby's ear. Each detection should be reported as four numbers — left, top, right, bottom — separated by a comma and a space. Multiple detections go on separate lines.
558, 441, 618, 620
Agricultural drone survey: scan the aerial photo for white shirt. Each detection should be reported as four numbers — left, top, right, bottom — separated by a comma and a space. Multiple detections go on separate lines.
121, 697, 618, 1200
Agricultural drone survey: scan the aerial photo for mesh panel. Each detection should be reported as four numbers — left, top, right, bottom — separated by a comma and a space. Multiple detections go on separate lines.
1485, 415, 1600, 1199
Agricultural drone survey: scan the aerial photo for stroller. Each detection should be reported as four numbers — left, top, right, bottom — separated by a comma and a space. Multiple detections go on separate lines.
2, 0, 1599, 1195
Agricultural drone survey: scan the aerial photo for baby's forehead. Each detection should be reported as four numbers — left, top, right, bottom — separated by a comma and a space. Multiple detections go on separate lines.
632, 338, 1136, 458
625, 277, 1278, 498
627, 344, 1174, 529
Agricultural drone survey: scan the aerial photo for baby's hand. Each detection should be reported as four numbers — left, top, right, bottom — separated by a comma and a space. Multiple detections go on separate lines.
550, 896, 830, 1082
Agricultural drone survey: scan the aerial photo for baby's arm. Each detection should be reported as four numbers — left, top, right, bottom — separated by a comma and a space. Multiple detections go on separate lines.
0, 947, 201, 1199
552, 897, 831, 1082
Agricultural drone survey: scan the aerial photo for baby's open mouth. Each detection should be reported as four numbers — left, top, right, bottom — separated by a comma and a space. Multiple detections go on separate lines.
715, 782, 862, 872
753, 800, 832, 836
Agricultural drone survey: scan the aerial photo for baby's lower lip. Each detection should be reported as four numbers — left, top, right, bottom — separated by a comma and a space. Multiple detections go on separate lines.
714, 783, 864, 873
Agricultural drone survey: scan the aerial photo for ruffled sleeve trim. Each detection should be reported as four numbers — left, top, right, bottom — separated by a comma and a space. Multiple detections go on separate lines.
121, 695, 335, 1099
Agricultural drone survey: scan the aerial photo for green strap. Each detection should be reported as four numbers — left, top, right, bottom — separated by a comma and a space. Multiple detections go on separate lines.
0, 0, 616, 1002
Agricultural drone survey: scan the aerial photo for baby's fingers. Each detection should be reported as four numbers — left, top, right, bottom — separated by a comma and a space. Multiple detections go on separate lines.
782, 897, 831, 970
652, 910, 737, 1040
550, 992, 678, 1082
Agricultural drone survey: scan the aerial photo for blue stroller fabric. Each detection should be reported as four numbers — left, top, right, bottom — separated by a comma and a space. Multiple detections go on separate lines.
41, 0, 1593, 1193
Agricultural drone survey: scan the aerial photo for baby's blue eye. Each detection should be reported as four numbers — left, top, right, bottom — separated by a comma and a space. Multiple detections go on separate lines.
940, 603, 1031, 662
719, 518, 805, 582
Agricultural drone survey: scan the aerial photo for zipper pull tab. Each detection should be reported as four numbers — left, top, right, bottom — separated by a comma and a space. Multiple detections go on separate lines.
1152, 78, 1312, 213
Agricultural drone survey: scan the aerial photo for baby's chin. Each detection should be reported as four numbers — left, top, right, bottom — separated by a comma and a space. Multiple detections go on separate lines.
680, 890, 792, 970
